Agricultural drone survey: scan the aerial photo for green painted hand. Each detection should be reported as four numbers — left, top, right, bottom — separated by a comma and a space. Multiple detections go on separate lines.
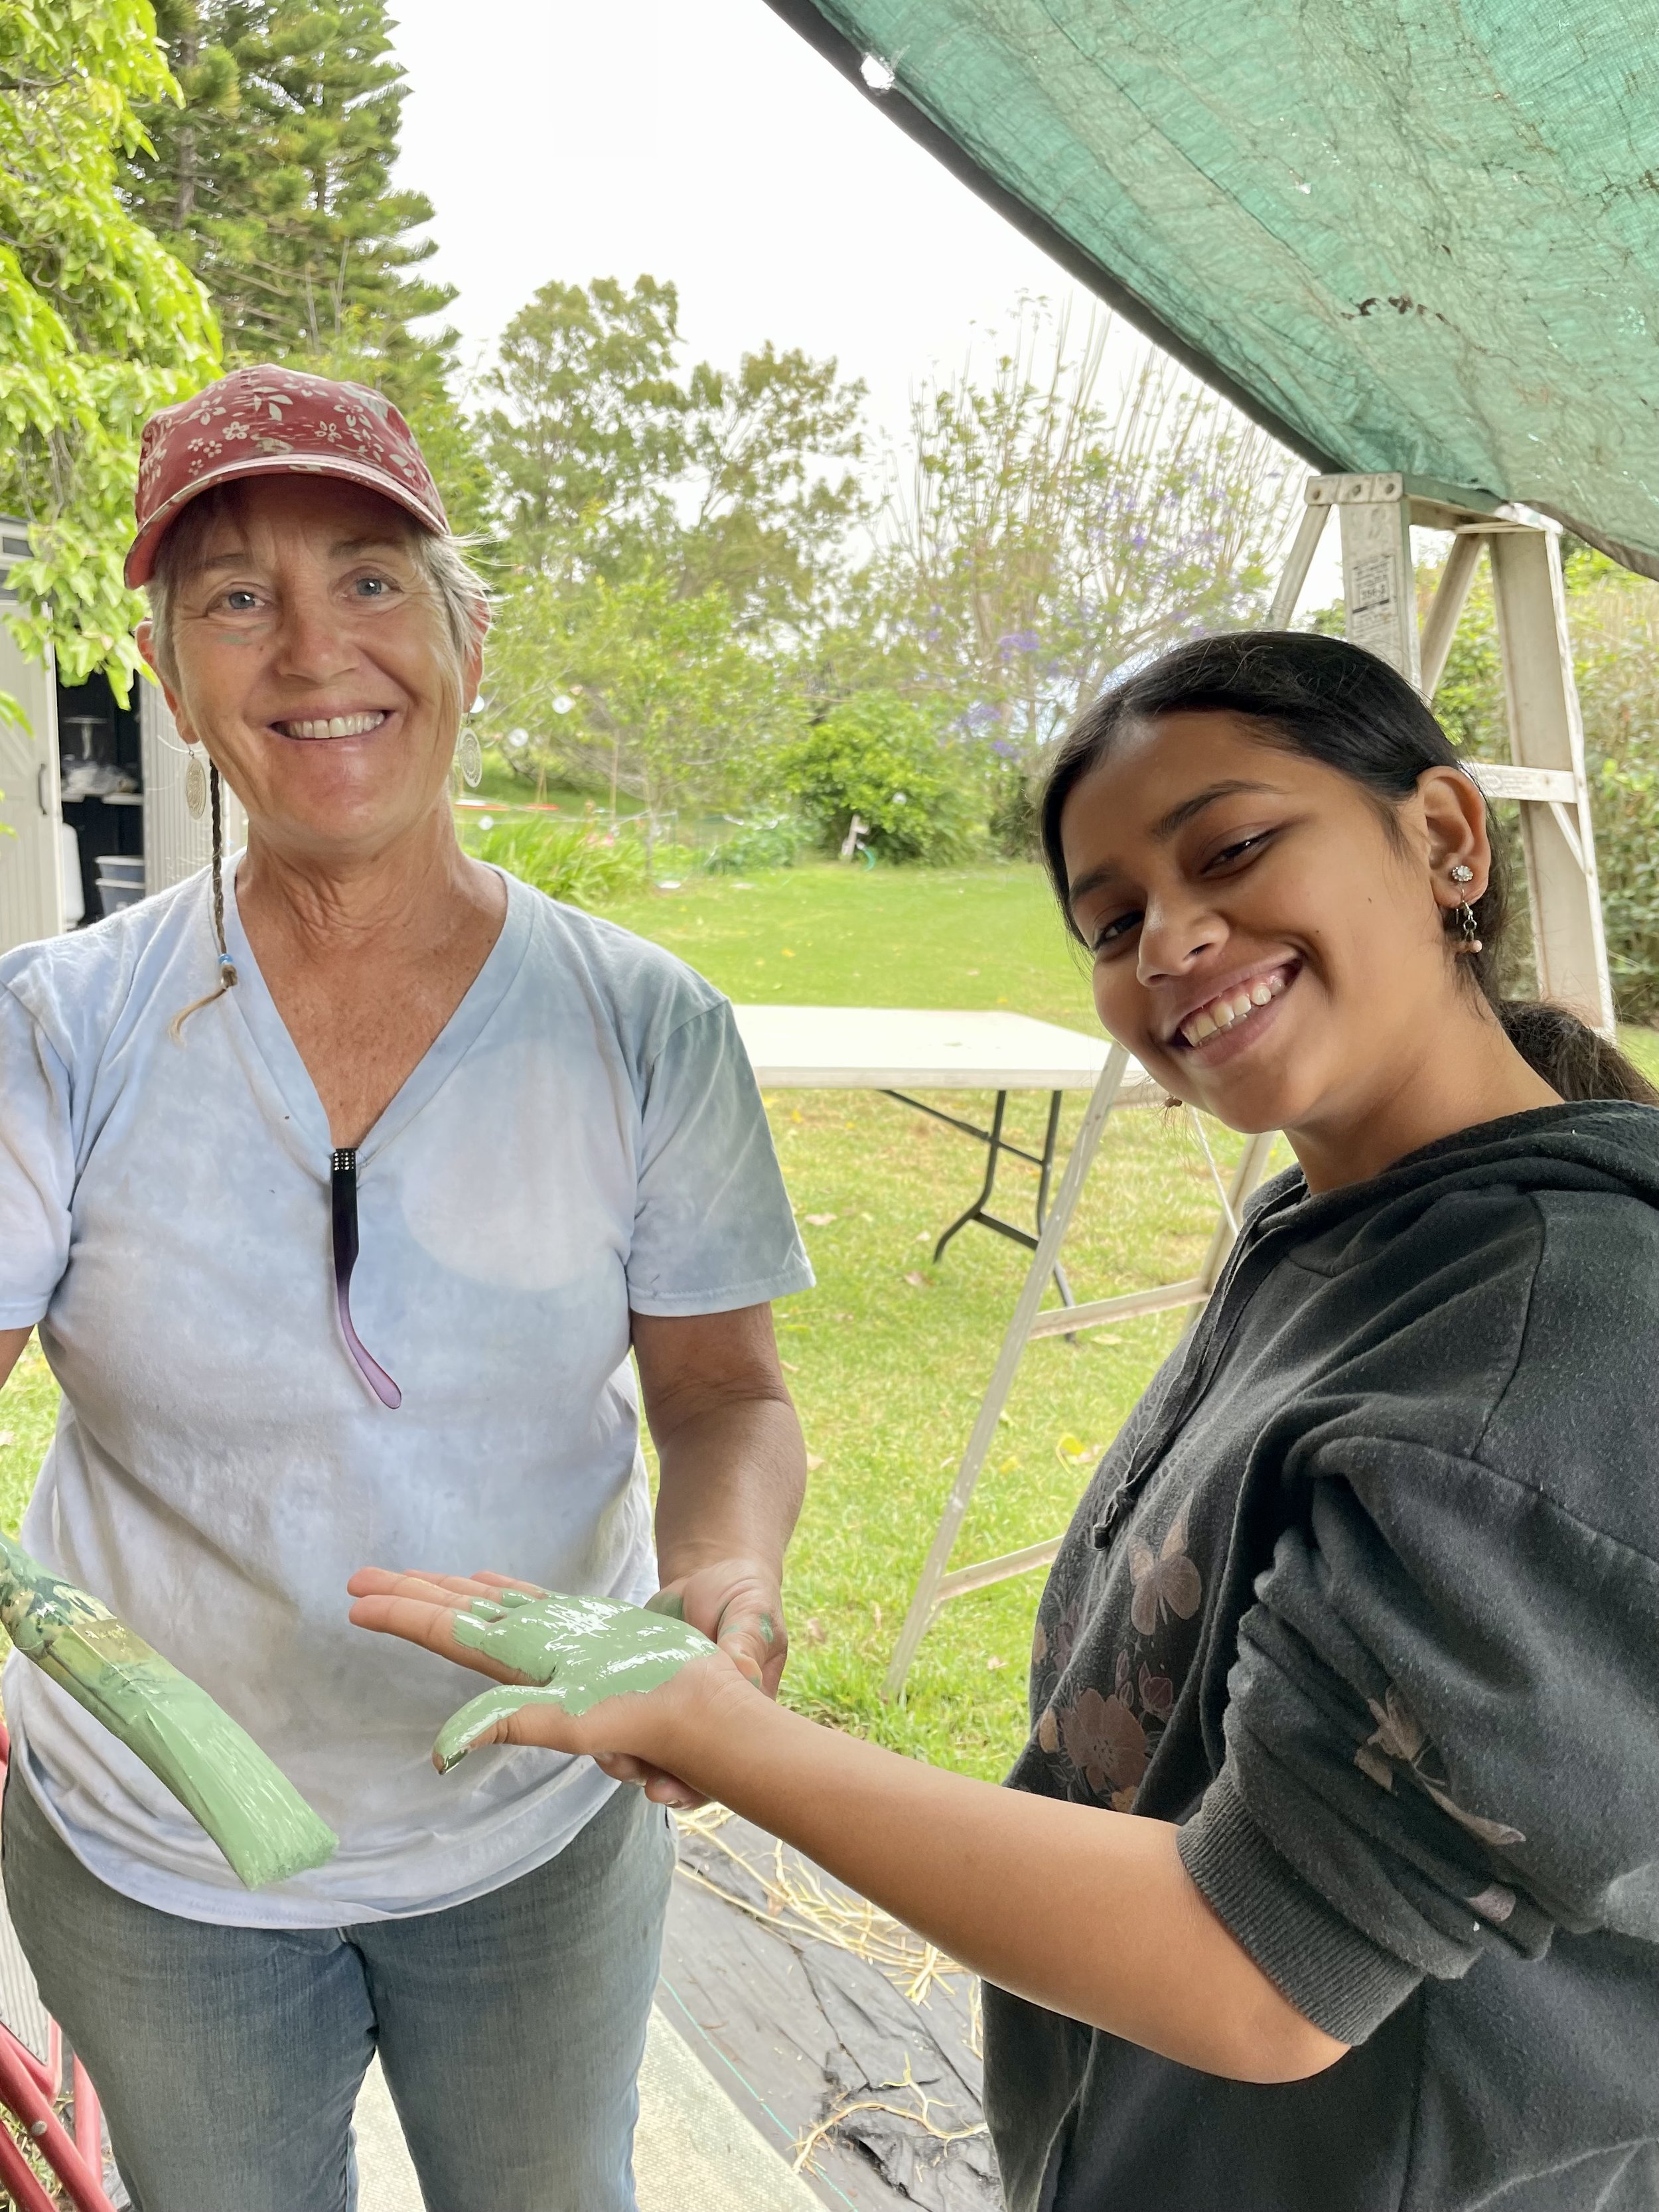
435, 1589, 716, 1773
0, 1531, 336, 1890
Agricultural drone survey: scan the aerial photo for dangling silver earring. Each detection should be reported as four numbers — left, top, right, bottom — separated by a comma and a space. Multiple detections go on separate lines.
1457, 901, 1483, 954
184, 747, 208, 821
457, 726, 483, 789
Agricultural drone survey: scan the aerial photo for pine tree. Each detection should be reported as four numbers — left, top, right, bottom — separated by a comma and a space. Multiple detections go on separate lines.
124, 0, 453, 402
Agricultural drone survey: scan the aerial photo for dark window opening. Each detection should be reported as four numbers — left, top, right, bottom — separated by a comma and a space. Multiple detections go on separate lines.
56, 672, 143, 926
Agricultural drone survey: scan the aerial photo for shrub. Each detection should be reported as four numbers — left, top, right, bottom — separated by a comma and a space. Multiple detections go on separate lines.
1417, 556, 1659, 1019
703, 812, 807, 874
1593, 755, 1659, 1016
463, 816, 648, 907
772, 691, 981, 863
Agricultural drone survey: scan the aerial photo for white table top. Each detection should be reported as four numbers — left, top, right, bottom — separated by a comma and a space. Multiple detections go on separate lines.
731, 1003, 1157, 1097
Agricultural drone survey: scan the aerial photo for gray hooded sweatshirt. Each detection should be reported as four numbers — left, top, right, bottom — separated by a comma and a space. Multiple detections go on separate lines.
985, 1101, 1659, 2212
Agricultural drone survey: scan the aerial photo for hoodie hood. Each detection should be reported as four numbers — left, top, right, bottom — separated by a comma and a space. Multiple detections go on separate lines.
1248, 1098, 1659, 1248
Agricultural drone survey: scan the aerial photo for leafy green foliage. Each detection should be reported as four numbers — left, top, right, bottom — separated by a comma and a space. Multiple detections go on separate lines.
481, 276, 867, 634
703, 812, 808, 875
1571, 571, 1659, 1017
0, 1337, 57, 1536
460, 814, 648, 909
0, 0, 220, 694
870, 305, 1298, 765
481, 275, 685, 586
469, 287, 1305, 851
117, 1, 490, 534
678, 343, 868, 631
481, 569, 796, 818
773, 691, 983, 863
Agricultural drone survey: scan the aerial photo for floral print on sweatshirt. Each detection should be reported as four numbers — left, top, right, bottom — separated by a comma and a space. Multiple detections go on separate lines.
1033, 1485, 1203, 1810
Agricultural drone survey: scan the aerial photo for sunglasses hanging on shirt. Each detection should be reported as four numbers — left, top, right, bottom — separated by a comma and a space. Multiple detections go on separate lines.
330, 1149, 402, 1410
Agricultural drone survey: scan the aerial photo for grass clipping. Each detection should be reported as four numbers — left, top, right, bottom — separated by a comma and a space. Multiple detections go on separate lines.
0, 1532, 336, 1889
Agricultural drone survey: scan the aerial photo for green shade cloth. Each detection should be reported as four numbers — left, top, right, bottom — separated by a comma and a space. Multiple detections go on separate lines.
767, 0, 1659, 577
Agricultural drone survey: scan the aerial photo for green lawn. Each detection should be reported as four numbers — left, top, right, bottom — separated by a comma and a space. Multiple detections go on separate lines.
608, 858, 1099, 1026
607, 861, 1272, 1776
5, 863, 1656, 1785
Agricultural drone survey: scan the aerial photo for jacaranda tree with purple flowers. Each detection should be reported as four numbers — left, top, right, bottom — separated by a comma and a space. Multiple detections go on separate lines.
869, 303, 1300, 834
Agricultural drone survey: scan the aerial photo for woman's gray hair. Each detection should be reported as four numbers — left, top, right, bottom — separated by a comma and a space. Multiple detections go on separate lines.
143, 479, 490, 690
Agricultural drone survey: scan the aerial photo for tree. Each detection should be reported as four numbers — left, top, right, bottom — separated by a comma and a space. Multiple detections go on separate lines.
119, 0, 488, 531
480, 569, 792, 822
872, 304, 1299, 765
678, 343, 867, 630
125, 0, 453, 386
480, 277, 685, 587
481, 275, 867, 632
0, 0, 220, 696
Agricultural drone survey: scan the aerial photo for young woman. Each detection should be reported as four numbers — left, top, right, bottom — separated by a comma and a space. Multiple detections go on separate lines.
352, 632, 1659, 2212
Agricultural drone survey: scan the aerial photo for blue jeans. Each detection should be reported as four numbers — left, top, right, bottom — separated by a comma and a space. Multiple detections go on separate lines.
2, 1766, 676, 2212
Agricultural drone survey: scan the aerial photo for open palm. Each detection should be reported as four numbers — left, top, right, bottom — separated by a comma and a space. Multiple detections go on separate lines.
435, 1584, 715, 1769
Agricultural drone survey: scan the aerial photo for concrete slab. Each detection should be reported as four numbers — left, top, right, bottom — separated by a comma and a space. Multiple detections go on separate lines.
355, 2057, 424, 2212
354, 2008, 822, 2212
635, 2008, 823, 2212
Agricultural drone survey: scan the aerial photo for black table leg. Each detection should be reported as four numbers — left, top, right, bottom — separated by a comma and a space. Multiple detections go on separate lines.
887, 1088, 1076, 1305
931, 1090, 1010, 1265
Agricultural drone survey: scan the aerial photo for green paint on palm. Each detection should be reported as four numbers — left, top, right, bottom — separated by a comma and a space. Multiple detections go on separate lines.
435, 1589, 714, 1771
0, 1532, 336, 1890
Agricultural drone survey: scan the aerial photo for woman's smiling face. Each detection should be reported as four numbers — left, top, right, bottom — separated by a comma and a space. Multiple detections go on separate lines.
1059, 709, 1477, 1142
143, 475, 477, 863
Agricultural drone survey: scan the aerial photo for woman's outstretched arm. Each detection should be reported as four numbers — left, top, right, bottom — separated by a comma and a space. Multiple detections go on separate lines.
348, 1569, 1346, 2085
0, 1328, 31, 1390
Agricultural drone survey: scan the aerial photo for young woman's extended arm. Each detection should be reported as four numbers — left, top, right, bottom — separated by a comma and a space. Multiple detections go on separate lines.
346, 1571, 1347, 2085
0, 1328, 30, 1390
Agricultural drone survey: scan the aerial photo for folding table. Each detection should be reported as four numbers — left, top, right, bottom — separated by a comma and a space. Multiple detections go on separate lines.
731, 1003, 1160, 1301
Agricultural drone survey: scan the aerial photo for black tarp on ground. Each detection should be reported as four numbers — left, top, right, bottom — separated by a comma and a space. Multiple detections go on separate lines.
658, 1812, 997, 2211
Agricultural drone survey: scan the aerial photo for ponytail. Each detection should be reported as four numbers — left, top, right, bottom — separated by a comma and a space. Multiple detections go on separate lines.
1039, 630, 1658, 1108
1494, 1002, 1657, 1105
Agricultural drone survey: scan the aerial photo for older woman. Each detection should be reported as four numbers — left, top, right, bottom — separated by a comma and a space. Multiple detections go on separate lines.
0, 366, 812, 2211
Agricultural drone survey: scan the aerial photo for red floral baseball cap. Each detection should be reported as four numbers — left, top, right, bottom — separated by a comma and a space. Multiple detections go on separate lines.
125, 364, 449, 588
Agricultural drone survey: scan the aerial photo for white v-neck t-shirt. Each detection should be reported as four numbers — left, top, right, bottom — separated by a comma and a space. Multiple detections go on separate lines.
0, 863, 811, 1926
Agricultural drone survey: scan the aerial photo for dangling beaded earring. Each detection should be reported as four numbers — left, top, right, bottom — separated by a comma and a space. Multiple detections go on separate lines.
169, 763, 240, 1040
1449, 863, 1482, 954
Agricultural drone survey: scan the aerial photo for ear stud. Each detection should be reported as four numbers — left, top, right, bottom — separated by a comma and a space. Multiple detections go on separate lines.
1449, 863, 1474, 884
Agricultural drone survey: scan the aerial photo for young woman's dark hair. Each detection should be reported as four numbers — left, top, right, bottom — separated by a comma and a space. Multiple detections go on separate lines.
1041, 628, 1657, 1106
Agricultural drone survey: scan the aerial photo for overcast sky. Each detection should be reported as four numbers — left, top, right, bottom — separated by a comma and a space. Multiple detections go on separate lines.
387, 0, 1096, 443
386, 0, 1336, 602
